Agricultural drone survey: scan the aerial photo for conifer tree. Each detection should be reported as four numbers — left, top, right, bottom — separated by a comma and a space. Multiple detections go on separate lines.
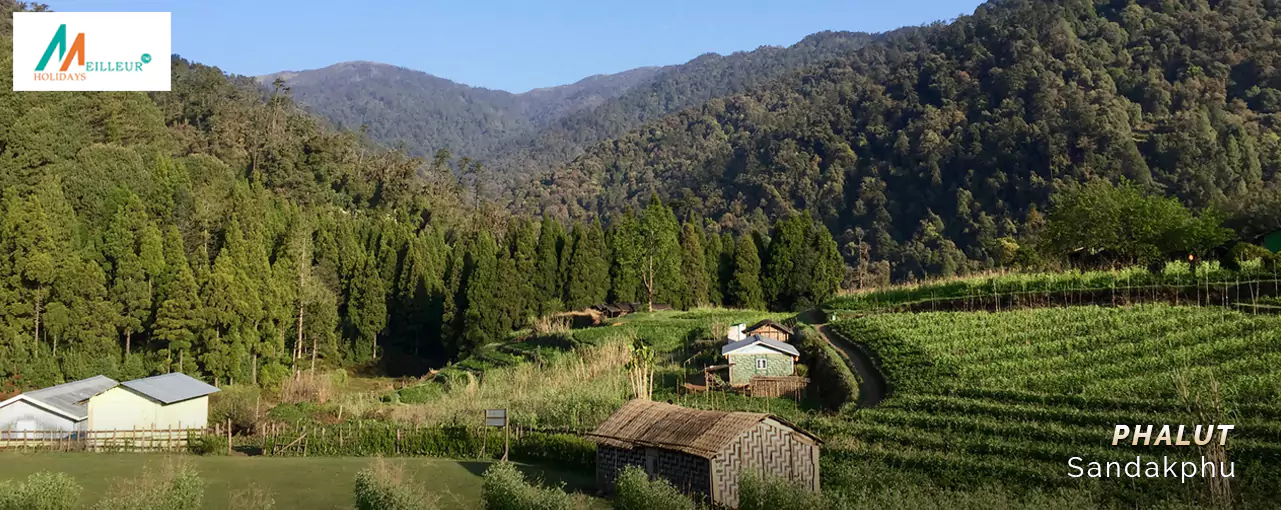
679, 221, 709, 309
508, 219, 540, 326
728, 234, 765, 310
534, 217, 566, 316
462, 231, 500, 353
704, 225, 723, 306
566, 221, 609, 310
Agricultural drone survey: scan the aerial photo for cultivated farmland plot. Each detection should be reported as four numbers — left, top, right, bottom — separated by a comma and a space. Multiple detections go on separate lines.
820, 305, 1281, 507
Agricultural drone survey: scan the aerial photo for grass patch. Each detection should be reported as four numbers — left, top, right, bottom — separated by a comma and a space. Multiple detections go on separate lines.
0, 453, 595, 510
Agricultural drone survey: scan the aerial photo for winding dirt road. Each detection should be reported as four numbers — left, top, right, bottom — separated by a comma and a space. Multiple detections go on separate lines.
798, 310, 887, 408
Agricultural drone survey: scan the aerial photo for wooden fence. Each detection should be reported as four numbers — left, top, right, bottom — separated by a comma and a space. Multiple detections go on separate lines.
748, 376, 809, 400
0, 427, 213, 452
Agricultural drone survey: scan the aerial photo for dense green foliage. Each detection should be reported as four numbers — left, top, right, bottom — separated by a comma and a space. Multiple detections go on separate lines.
529, 0, 1281, 283
612, 466, 695, 510
353, 461, 436, 510
0, 472, 81, 510
823, 306, 1281, 506
481, 462, 581, 510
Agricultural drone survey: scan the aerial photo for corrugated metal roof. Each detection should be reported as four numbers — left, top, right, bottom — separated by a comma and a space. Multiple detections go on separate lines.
721, 335, 800, 357
19, 375, 118, 420
588, 400, 818, 458
121, 373, 220, 404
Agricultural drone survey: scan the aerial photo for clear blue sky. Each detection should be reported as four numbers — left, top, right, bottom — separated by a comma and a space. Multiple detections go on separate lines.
45, 0, 983, 93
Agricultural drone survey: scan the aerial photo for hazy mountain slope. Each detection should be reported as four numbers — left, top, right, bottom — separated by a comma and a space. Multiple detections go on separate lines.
258, 62, 662, 160
262, 30, 874, 175
527, 0, 1281, 280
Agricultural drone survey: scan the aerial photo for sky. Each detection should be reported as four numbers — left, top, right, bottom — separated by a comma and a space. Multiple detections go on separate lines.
44, 0, 984, 93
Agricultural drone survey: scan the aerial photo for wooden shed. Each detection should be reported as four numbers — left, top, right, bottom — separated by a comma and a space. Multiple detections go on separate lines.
589, 400, 821, 508
744, 319, 793, 342
0, 376, 118, 437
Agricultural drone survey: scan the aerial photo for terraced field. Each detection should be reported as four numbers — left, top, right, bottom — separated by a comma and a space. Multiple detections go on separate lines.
820, 306, 1281, 507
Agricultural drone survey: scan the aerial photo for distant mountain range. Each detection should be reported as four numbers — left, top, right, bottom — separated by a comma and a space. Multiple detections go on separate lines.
257, 31, 874, 177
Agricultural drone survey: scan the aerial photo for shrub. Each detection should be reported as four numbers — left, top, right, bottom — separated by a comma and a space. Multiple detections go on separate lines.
93, 463, 204, 510
738, 471, 827, 510
210, 384, 260, 432
187, 431, 229, 455
481, 462, 577, 510
354, 459, 436, 510
0, 472, 83, 510
1223, 242, 1273, 270
613, 466, 694, 510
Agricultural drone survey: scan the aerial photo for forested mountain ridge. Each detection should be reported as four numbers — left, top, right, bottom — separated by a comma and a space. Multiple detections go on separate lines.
258, 61, 663, 161
264, 31, 876, 180
527, 0, 1281, 282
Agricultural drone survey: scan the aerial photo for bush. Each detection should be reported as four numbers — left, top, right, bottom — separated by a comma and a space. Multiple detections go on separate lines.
93, 464, 204, 510
1223, 242, 1274, 270
210, 384, 260, 432
481, 462, 578, 510
613, 466, 694, 510
738, 471, 827, 510
227, 485, 275, 510
0, 472, 83, 510
510, 433, 595, 472
187, 431, 229, 455
354, 459, 436, 510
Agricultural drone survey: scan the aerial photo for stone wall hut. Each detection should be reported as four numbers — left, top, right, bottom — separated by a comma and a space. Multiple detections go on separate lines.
589, 400, 821, 508
744, 319, 793, 342
722, 335, 800, 386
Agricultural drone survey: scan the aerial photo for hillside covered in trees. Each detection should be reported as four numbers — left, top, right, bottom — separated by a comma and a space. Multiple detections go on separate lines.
527, 0, 1281, 282
268, 32, 874, 182
0, 1, 846, 390
258, 62, 663, 164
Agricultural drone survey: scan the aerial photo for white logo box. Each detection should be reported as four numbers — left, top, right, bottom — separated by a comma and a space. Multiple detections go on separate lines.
12, 11, 171, 91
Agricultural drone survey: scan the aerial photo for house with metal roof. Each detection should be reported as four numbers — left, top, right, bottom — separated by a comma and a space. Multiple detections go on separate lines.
589, 400, 821, 508
0, 376, 118, 436
87, 373, 220, 431
721, 335, 801, 386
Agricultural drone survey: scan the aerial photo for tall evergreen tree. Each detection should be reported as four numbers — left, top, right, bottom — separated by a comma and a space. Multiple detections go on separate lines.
565, 221, 609, 310
703, 224, 723, 306
534, 217, 566, 316
728, 234, 764, 310
679, 221, 709, 309
608, 210, 643, 303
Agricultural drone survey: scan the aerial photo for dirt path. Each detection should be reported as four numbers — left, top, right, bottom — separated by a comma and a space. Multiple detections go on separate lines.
798, 310, 887, 408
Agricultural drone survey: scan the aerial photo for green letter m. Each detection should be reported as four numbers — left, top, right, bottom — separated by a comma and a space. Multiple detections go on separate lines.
35, 24, 69, 71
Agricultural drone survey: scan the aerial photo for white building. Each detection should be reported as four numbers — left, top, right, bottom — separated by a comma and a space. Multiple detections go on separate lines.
87, 373, 220, 431
0, 375, 118, 436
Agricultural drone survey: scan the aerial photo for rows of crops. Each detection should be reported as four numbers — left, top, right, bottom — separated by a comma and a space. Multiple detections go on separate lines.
823, 305, 1281, 506
826, 262, 1281, 312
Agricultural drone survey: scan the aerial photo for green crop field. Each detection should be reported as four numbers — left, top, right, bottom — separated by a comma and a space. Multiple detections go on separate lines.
818, 305, 1281, 507
0, 453, 595, 509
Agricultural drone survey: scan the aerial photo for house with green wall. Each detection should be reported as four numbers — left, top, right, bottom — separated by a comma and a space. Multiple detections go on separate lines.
721, 335, 800, 386
1261, 229, 1281, 253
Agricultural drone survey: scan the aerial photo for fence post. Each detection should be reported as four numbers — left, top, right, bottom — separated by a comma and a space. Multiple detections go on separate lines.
227, 418, 232, 456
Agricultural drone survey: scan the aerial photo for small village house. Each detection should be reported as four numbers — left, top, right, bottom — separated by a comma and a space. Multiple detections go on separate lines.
726, 323, 747, 342
0, 376, 117, 437
87, 373, 220, 431
744, 319, 793, 342
722, 335, 800, 386
590, 400, 821, 508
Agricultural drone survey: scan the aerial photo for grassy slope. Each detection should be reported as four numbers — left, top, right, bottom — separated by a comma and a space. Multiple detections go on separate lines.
0, 453, 594, 509
820, 305, 1281, 507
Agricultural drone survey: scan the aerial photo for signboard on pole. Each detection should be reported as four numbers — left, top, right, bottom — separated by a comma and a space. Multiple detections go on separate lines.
485, 409, 507, 427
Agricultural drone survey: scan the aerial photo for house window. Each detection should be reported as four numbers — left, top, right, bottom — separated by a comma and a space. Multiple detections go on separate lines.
756, 358, 767, 370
